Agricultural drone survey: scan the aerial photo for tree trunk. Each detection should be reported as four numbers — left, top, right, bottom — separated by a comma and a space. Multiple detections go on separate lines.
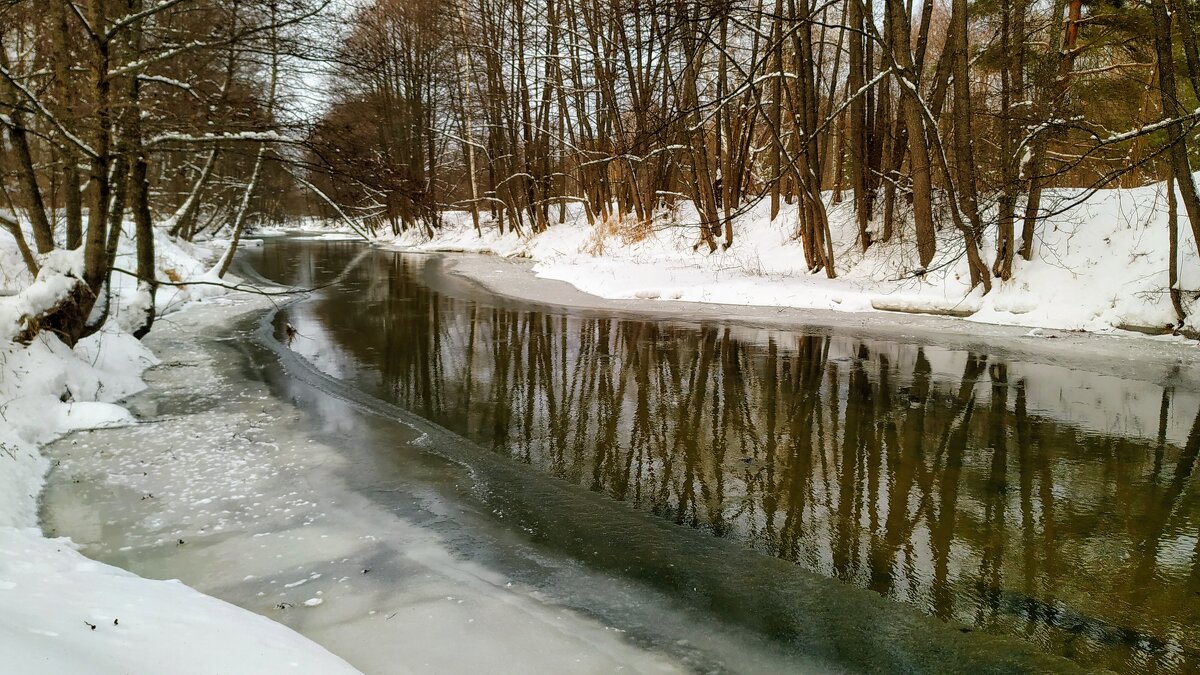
887, 0, 937, 268
1020, 0, 1077, 260
64, 163, 83, 250
848, 0, 871, 250
1167, 172, 1185, 324
1151, 0, 1200, 251
949, 0, 984, 242
0, 213, 39, 276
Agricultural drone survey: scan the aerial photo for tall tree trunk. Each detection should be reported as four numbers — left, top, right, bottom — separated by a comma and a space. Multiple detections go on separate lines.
993, 0, 1026, 279
218, 1, 280, 277
1020, 0, 1076, 260
128, 0, 156, 338
847, 0, 871, 251
1151, 0, 1200, 251
949, 0, 984, 242
887, 0, 937, 267
769, 0, 784, 221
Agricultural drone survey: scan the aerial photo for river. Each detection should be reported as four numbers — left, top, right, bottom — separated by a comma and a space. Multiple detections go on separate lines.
43, 238, 1200, 673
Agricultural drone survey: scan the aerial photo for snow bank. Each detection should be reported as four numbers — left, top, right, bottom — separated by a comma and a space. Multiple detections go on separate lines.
0, 249, 85, 341
218, 215, 370, 241
384, 179, 1200, 335
0, 313, 153, 530
390, 215, 529, 257
0, 224, 359, 674
288, 232, 366, 242
0, 528, 356, 675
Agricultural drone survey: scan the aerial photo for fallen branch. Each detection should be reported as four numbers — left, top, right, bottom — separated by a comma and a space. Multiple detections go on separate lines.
109, 267, 332, 296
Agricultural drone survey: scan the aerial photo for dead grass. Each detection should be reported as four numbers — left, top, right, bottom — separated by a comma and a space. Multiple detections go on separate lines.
582, 214, 653, 256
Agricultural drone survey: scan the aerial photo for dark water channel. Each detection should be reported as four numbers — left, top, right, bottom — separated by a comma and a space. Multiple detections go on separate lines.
240, 238, 1200, 674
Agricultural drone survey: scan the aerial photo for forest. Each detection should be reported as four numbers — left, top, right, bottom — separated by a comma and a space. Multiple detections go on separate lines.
2, 0, 1199, 337
4, 2, 1200, 673
312, 0, 1200, 297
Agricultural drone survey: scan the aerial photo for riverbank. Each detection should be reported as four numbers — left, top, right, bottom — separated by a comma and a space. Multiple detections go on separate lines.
0, 290, 360, 674
381, 183, 1200, 338
0, 222, 368, 673
436, 252, 1200, 391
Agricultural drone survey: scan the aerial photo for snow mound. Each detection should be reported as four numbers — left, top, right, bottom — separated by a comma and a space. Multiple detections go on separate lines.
0, 249, 85, 341
0, 528, 356, 675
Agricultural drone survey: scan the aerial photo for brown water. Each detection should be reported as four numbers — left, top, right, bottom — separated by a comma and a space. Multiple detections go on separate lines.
242, 238, 1200, 673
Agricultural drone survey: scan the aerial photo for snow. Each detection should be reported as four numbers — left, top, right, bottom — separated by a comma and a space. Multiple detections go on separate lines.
383, 177, 1200, 336
147, 130, 288, 145
0, 223, 359, 673
0, 249, 85, 341
289, 232, 365, 242
0, 528, 355, 675
0, 328, 151, 528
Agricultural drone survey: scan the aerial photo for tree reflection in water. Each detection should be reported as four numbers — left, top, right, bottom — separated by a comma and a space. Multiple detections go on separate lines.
250, 242, 1200, 674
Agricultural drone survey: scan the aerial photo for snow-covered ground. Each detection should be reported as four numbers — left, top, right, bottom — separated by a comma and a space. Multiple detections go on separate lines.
0, 228, 358, 673
384, 180, 1200, 336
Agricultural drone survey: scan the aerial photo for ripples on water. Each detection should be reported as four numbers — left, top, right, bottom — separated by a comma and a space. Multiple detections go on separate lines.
244, 239, 1200, 674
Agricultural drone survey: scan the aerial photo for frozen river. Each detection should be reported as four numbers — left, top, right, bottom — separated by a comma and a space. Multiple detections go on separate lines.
41, 237, 1200, 673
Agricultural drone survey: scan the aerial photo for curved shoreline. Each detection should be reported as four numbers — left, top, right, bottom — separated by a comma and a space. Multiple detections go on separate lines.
16, 294, 361, 675
430, 251, 1200, 390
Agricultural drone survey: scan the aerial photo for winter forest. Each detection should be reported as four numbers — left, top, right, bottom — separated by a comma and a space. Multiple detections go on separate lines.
312, 0, 1200, 291
3, 0, 1200, 674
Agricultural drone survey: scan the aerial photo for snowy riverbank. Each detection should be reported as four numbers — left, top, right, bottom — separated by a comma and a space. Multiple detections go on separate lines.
35, 262, 688, 674
0, 232, 359, 673
384, 180, 1200, 337
429, 252, 1200, 448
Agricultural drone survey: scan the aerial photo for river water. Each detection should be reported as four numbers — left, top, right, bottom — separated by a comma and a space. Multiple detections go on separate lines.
46, 238, 1200, 673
